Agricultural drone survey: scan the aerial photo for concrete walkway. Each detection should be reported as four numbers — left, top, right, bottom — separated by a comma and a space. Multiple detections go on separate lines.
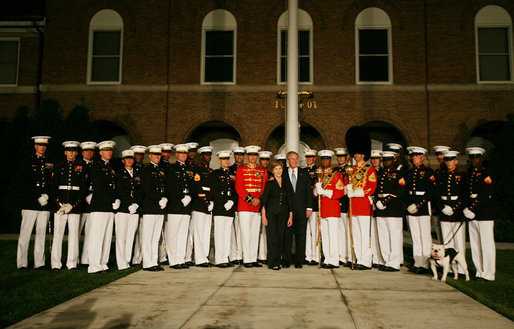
10, 265, 513, 329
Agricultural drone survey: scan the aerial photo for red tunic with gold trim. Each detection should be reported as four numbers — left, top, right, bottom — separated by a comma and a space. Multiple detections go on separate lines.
314, 169, 345, 219
345, 162, 377, 216
235, 164, 268, 212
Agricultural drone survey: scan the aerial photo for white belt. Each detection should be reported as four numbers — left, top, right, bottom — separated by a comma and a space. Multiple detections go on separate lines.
59, 185, 80, 191
470, 194, 478, 199
202, 186, 210, 191
247, 189, 261, 193
441, 196, 458, 201
409, 191, 425, 195
378, 193, 390, 198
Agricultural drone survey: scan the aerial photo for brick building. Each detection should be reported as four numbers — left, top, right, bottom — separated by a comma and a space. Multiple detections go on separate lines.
1, 0, 513, 165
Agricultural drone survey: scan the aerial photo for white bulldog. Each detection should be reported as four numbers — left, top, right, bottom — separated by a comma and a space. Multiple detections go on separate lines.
429, 244, 470, 282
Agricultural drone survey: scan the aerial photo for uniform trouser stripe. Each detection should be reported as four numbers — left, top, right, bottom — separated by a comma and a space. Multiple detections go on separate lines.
441, 221, 467, 274
88, 212, 114, 273
407, 215, 431, 269
166, 214, 191, 266
214, 216, 234, 264
469, 220, 495, 281
320, 217, 339, 266
239, 211, 260, 263
115, 212, 139, 270
377, 217, 403, 269
51, 213, 80, 269
141, 214, 164, 269
17, 210, 49, 269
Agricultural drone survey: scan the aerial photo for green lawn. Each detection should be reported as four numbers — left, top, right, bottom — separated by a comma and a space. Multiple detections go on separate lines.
0, 240, 139, 328
403, 245, 514, 321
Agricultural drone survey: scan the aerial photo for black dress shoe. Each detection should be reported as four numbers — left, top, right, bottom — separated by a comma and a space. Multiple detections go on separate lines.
227, 262, 235, 267
186, 261, 194, 266
252, 262, 263, 267
143, 267, 155, 271
196, 262, 211, 268
51, 268, 61, 273
18, 267, 28, 272
243, 263, 253, 268
415, 267, 427, 274
378, 265, 386, 271
170, 264, 182, 269
355, 265, 371, 270
408, 266, 418, 273
272, 266, 280, 271
385, 267, 400, 272
180, 263, 190, 269
309, 261, 319, 266
294, 264, 303, 269
372, 264, 379, 269
344, 262, 353, 268
155, 265, 164, 271
215, 263, 230, 268
322, 263, 336, 269
68, 267, 79, 272
282, 263, 290, 268
258, 259, 268, 265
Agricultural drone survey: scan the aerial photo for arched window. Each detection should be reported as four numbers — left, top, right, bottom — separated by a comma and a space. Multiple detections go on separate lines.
201, 9, 237, 84
277, 9, 313, 84
475, 5, 513, 83
355, 8, 392, 84
87, 9, 123, 84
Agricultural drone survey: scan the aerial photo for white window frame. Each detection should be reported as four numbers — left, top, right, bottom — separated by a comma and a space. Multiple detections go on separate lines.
355, 8, 393, 85
475, 5, 513, 84
0, 38, 20, 86
87, 9, 123, 85
201, 9, 237, 85
277, 9, 313, 85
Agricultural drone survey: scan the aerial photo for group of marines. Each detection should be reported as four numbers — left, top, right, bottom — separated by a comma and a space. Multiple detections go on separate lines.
17, 135, 495, 281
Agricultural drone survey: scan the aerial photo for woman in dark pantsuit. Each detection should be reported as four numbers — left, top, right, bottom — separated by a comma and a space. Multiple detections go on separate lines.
261, 161, 293, 270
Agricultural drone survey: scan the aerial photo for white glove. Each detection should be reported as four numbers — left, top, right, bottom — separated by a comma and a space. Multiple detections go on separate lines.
224, 200, 234, 211
442, 205, 454, 216
208, 201, 214, 212
112, 199, 121, 210
344, 184, 353, 194
315, 182, 323, 195
407, 203, 418, 214
38, 194, 49, 206
159, 197, 168, 209
463, 207, 475, 219
63, 203, 73, 214
376, 201, 386, 210
320, 189, 333, 199
128, 203, 139, 214
346, 188, 354, 198
353, 188, 365, 198
181, 195, 191, 207
56, 203, 66, 215
86, 194, 93, 204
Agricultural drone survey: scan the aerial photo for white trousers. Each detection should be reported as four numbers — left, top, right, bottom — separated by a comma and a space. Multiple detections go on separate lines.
469, 220, 495, 281
17, 209, 49, 269
239, 211, 261, 263
141, 214, 164, 269
229, 212, 242, 261
258, 224, 267, 260
320, 217, 339, 266
159, 223, 168, 263
166, 214, 191, 266
132, 218, 143, 264
192, 211, 212, 264
185, 218, 194, 262
352, 215, 372, 267
377, 217, 403, 269
88, 212, 114, 273
338, 213, 351, 263
441, 221, 467, 274
305, 211, 320, 262
407, 215, 432, 269
51, 213, 80, 269
80, 213, 91, 264
115, 212, 139, 270
371, 217, 385, 265
214, 216, 234, 264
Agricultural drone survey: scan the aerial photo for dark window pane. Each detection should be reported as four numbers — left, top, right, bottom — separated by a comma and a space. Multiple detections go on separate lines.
280, 57, 287, 82
93, 31, 121, 56
359, 29, 388, 55
478, 28, 509, 54
206, 31, 233, 56
91, 57, 120, 81
359, 55, 388, 81
299, 57, 310, 82
479, 54, 511, 81
281, 30, 287, 56
0, 63, 17, 84
299, 30, 309, 56
0, 41, 18, 63
205, 57, 233, 82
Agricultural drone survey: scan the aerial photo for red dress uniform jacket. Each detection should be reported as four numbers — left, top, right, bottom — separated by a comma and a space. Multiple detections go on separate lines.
314, 169, 345, 219
345, 163, 377, 216
236, 164, 268, 212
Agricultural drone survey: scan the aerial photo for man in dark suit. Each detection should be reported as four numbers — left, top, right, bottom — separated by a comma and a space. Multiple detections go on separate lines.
282, 151, 313, 268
